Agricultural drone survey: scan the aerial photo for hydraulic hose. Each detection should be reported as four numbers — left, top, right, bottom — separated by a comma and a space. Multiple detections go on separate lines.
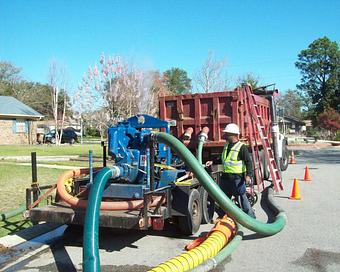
154, 132, 287, 236
83, 166, 121, 272
56, 168, 162, 211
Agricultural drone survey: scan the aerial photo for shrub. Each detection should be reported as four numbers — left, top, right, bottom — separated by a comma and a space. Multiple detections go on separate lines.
335, 130, 340, 141
306, 127, 321, 139
85, 126, 100, 137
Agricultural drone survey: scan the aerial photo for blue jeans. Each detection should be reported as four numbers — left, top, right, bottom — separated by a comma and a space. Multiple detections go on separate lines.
217, 174, 256, 218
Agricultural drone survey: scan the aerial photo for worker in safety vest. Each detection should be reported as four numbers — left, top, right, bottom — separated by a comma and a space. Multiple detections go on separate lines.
206, 123, 255, 218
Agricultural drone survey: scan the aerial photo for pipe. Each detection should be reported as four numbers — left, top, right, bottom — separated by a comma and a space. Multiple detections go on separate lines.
89, 150, 93, 184
83, 166, 121, 272
196, 127, 209, 165
149, 138, 155, 191
56, 168, 162, 211
154, 132, 287, 236
31, 152, 39, 202
269, 95, 281, 177
149, 216, 236, 272
101, 141, 107, 167
183, 127, 194, 140
0, 205, 26, 221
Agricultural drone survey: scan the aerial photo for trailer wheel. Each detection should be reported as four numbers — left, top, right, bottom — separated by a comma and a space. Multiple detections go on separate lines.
199, 187, 215, 224
260, 150, 270, 180
280, 142, 289, 171
178, 189, 202, 235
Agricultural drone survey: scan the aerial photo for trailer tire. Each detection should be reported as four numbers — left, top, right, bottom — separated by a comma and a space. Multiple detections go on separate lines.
260, 150, 270, 180
178, 189, 202, 235
199, 186, 215, 224
280, 142, 289, 171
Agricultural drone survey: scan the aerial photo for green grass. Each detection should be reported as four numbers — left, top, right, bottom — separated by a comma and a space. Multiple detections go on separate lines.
0, 164, 66, 237
0, 144, 103, 157
0, 213, 33, 238
0, 164, 65, 213
0, 144, 108, 237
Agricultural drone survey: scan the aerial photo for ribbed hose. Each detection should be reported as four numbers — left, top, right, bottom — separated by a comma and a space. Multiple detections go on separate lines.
190, 223, 244, 272
155, 132, 287, 236
56, 168, 162, 211
149, 216, 236, 272
83, 166, 121, 272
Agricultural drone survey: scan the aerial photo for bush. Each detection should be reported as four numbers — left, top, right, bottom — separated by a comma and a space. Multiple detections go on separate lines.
306, 127, 321, 139
335, 130, 340, 141
85, 126, 100, 137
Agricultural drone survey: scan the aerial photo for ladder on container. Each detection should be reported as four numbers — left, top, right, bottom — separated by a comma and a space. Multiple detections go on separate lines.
243, 86, 284, 193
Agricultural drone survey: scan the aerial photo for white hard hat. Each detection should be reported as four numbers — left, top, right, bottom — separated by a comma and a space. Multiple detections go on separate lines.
223, 123, 240, 134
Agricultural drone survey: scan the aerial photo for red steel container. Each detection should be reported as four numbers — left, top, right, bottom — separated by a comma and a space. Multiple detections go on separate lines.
159, 87, 272, 159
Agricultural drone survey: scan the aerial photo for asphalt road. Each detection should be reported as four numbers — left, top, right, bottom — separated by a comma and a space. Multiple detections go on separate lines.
3, 147, 340, 272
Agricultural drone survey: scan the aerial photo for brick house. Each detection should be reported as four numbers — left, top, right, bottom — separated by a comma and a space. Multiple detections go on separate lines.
0, 96, 44, 144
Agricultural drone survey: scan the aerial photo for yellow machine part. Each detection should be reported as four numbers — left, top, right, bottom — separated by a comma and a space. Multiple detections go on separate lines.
148, 216, 236, 272
154, 163, 176, 170
64, 178, 74, 193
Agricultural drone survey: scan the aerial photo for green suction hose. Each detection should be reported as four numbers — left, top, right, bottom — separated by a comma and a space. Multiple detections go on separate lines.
83, 166, 121, 272
196, 139, 204, 165
196, 127, 209, 165
155, 132, 287, 236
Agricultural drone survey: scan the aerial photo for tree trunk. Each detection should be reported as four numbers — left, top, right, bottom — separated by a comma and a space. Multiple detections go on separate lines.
59, 94, 67, 145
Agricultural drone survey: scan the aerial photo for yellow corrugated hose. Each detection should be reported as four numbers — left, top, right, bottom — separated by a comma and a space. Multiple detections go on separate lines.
148, 216, 236, 272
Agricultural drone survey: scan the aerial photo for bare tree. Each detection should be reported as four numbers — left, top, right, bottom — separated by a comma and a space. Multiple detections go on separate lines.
48, 60, 68, 145
75, 54, 160, 140
194, 51, 228, 93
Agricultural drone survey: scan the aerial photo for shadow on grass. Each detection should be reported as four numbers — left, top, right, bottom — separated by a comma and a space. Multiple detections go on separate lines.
0, 218, 33, 238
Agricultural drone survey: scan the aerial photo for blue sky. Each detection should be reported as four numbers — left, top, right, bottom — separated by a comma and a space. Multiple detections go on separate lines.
1, 1, 340, 95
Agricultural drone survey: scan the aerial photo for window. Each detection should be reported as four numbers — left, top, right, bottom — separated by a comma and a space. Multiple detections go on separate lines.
12, 120, 28, 133
16, 121, 26, 133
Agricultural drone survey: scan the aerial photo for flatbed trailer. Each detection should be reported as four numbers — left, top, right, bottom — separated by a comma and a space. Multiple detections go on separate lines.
26, 169, 220, 234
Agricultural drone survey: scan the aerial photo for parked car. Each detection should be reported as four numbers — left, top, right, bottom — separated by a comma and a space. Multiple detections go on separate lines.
44, 129, 78, 144
64, 127, 82, 138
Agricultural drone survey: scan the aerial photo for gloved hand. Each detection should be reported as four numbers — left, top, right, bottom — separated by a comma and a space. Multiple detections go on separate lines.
205, 161, 213, 167
245, 175, 252, 186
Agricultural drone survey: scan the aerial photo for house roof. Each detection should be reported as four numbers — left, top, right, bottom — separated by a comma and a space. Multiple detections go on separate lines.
282, 115, 305, 125
0, 96, 44, 119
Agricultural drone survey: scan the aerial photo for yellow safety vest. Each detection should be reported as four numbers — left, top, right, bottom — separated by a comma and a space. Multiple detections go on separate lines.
222, 141, 246, 174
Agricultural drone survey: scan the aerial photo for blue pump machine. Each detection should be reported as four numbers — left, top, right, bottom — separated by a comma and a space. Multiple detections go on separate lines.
104, 114, 182, 200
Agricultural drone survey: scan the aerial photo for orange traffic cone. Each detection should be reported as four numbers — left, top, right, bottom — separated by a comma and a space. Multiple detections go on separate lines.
289, 151, 296, 164
304, 166, 311, 181
289, 178, 301, 200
